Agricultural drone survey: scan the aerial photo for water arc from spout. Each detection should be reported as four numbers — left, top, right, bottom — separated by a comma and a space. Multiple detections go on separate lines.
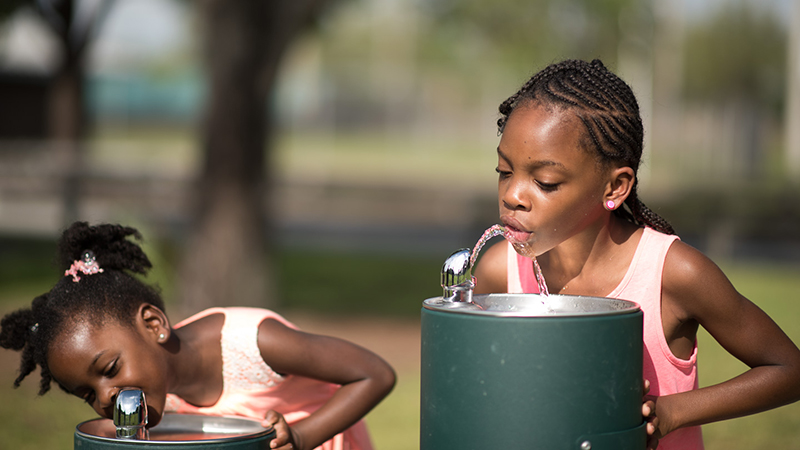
471, 224, 551, 298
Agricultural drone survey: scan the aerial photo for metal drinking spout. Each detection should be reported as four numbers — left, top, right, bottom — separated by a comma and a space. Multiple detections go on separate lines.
114, 388, 149, 440
441, 248, 475, 303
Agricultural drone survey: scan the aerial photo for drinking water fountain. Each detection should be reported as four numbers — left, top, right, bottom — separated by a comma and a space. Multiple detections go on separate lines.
421, 241, 648, 449
74, 388, 276, 449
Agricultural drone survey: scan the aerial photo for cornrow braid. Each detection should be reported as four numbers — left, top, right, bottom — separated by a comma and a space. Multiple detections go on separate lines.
0, 222, 165, 395
498, 59, 674, 235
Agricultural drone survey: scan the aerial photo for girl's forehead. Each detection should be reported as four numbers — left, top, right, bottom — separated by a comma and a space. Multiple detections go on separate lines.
50, 319, 96, 353
501, 107, 586, 159
47, 321, 98, 380
52, 316, 124, 350
506, 104, 580, 138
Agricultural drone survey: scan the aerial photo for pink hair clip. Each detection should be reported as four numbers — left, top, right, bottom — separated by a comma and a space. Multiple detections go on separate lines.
65, 250, 104, 282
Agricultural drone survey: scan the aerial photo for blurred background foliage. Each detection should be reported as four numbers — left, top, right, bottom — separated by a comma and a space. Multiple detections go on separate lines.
422, 0, 630, 71
683, 1, 786, 109
1, 0, 796, 275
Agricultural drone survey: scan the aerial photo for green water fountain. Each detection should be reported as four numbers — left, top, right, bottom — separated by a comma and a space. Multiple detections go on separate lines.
420, 247, 647, 449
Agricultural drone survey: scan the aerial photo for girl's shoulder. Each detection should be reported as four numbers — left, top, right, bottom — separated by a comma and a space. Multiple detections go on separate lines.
174, 309, 225, 347
662, 239, 721, 291
473, 240, 509, 294
661, 238, 739, 320
176, 307, 291, 330
174, 307, 226, 329
176, 308, 291, 347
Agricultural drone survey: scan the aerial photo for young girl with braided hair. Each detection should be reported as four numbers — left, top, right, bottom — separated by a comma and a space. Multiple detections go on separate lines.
473, 59, 800, 449
0, 222, 395, 450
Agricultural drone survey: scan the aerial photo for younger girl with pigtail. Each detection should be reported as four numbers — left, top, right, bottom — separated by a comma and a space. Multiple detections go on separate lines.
473, 58, 800, 449
0, 222, 395, 450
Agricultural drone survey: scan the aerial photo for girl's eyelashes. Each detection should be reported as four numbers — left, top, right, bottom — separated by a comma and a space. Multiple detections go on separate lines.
495, 166, 559, 191
80, 389, 96, 405
495, 167, 511, 179
104, 359, 119, 377
535, 180, 560, 192
75, 359, 118, 405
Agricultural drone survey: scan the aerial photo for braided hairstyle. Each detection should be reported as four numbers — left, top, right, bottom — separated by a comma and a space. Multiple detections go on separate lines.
497, 59, 674, 235
0, 222, 164, 395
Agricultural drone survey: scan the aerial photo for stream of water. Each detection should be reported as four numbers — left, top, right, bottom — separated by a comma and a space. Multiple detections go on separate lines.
471, 224, 550, 296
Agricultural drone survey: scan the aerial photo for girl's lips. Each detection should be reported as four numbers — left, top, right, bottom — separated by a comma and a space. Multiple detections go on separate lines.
501, 218, 532, 243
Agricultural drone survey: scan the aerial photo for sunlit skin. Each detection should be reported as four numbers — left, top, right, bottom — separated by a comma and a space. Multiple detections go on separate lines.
474, 102, 800, 449
46, 304, 395, 450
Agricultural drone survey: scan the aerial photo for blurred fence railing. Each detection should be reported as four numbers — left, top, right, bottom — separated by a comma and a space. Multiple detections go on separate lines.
0, 141, 496, 255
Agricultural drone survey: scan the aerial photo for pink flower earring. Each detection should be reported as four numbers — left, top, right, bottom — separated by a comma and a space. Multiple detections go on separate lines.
605, 200, 616, 210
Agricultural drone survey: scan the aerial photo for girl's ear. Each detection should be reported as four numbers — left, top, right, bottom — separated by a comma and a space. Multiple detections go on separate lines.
603, 166, 635, 209
138, 303, 171, 344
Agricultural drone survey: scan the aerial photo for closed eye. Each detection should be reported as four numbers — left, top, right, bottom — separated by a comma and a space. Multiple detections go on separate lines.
495, 167, 511, 179
536, 181, 560, 192
104, 359, 120, 378
77, 359, 119, 404
80, 389, 96, 405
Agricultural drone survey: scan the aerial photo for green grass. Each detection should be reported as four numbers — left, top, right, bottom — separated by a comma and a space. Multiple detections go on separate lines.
365, 373, 421, 450
2, 245, 800, 449
275, 249, 442, 317
0, 380, 97, 448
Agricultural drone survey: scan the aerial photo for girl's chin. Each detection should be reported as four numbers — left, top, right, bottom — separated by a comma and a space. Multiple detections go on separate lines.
510, 241, 538, 259
145, 406, 163, 428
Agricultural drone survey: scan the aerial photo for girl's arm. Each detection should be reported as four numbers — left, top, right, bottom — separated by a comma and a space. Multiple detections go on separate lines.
653, 241, 800, 439
257, 318, 396, 450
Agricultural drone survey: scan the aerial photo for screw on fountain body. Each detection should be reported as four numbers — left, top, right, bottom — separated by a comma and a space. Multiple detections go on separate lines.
113, 388, 149, 440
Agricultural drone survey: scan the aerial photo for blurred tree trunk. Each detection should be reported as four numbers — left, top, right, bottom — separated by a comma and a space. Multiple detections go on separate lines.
36, 0, 115, 225
49, 55, 84, 226
177, 0, 329, 315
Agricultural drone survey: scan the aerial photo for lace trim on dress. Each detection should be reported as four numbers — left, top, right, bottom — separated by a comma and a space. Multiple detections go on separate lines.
221, 315, 285, 391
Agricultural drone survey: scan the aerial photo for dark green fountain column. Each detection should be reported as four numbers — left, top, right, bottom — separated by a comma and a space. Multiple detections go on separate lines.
420, 305, 645, 449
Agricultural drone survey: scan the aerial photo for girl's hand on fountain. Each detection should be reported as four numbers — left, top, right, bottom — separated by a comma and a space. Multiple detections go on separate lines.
264, 410, 302, 450
642, 379, 661, 449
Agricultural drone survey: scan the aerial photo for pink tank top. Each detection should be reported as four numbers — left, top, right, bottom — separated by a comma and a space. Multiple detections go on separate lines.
507, 228, 703, 449
165, 307, 373, 450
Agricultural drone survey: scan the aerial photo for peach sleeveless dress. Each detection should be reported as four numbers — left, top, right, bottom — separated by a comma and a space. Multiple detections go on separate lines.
507, 228, 703, 449
164, 307, 374, 450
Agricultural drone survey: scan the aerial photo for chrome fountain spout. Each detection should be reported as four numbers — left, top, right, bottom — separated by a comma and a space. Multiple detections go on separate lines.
441, 226, 506, 304
114, 388, 149, 440
441, 248, 475, 303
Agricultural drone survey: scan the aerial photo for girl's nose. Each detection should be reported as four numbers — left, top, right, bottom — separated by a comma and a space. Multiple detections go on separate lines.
501, 179, 530, 212
95, 386, 119, 418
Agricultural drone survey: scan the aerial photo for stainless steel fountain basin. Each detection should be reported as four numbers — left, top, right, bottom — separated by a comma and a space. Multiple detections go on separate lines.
75, 413, 275, 449
423, 292, 640, 317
